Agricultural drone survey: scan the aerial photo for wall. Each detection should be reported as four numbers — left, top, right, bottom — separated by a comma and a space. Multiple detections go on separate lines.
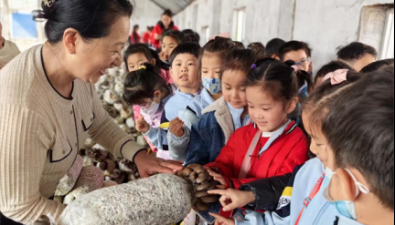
0, 0, 163, 51
131, 0, 163, 34
175, 0, 394, 72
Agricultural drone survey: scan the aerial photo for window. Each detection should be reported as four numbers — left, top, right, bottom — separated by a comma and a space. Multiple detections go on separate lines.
233, 8, 246, 42
380, 8, 394, 59
11, 12, 38, 39
202, 26, 210, 44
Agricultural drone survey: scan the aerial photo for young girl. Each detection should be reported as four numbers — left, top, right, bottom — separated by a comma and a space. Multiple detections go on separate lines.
123, 63, 176, 160
204, 59, 309, 190
314, 60, 355, 89
184, 49, 255, 166
208, 69, 362, 225
159, 30, 184, 62
168, 37, 235, 161
198, 60, 308, 223
123, 44, 173, 153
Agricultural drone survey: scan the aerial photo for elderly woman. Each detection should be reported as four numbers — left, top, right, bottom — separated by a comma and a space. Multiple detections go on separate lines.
0, 0, 182, 224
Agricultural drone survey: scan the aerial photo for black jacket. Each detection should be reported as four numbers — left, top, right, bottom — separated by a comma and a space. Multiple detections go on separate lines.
239, 173, 292, 211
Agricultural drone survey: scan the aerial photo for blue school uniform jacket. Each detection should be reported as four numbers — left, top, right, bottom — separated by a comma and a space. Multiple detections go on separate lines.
184, 97, 250, 166
236, 158, 365, 225
145, 89, 200, 151
168, 88, 215, 161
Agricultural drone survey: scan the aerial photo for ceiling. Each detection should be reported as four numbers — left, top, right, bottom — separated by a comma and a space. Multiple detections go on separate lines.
150, 0, 194, 15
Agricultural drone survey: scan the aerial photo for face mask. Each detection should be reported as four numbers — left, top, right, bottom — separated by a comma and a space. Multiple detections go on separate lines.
323, 166, 336, 188
323, 169, 370, 220
141, 96, 161, 116
202, 77, 222, 95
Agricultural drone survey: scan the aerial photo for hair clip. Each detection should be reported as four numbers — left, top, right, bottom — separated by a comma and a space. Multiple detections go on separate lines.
251, 64, 257, 69
323, 69, 349, 85
139, 65, 147, 70
43, 0, 55, 7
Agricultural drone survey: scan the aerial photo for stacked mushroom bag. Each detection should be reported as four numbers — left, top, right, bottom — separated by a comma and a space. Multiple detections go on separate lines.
58, 174, 193, 225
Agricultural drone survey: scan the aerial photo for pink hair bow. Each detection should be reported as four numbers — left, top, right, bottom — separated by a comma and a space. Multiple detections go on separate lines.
323, 69, 349, 85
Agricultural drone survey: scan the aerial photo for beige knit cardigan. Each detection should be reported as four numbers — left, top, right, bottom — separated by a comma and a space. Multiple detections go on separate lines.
0, 45, 143, 224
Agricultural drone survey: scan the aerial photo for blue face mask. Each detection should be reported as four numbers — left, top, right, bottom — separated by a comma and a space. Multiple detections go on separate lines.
202, 77, 222, 95
323, 169, 370, 220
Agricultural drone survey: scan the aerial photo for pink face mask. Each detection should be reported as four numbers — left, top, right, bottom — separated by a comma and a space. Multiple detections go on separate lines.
140, 97, 163, 128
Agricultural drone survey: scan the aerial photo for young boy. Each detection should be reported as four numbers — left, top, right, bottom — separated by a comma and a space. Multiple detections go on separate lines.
337, 42, 377, 72
141, 42, 201, 155
209, 67, 394, 225
278, 41, 311, 72
265, 38, 286, 60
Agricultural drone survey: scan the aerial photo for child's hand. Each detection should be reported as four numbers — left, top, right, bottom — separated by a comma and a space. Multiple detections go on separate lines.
136, 116, 150, 134
169, 118, 185, 137
159, 51, 169, 61
209, 213, 235, 225
208, 189, 255, 212
207, 168, 228, 189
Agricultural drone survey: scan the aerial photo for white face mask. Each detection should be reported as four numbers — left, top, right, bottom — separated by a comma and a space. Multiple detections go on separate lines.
323, 166, 336, 188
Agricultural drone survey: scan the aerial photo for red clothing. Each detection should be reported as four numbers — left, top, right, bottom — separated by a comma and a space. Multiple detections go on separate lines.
206, 122, 309, 190
151, 23, 179, 49
142, 32, 151, 44
130, 31, 141, 44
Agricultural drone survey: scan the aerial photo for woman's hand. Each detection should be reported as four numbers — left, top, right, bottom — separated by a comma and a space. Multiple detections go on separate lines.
207, 168, 228, 189
136, 116, 150, 134
169, 118, 185, 137
134, 151, 183, 178
208, 189, 255, 212
209, 213, 235, 225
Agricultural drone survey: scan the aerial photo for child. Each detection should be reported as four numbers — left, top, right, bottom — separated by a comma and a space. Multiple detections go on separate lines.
314, 60, 354, 89
279, 41, 311, 72
320, 66, 394, 225
265, 38, 286, 60
159, 30, 184, 62
123, 44, 173, 153
204, 59, 309, 197
208, 68, 363, 225
123, 63, 176, 160
359, 58, 394, 74
142, 43, 201, 157
124, 43, 171, 79
184, 49, 255, 166
337, 42, 378, 72
142, 26, 153, 45
247, 42, 266, 60
168, 37, 235, 161
284, 60, 313, 103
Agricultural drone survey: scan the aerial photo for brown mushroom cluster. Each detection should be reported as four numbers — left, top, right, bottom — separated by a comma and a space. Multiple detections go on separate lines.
177, 164, 220, 212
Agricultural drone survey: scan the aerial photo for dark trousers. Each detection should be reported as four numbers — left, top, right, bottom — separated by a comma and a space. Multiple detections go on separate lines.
0, 212, 23, 225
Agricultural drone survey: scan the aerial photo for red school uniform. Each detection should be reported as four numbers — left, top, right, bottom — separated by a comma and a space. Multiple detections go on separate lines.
206, 121, 309, 190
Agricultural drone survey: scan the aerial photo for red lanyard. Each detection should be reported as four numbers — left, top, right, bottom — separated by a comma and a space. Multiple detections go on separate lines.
294, 173, 325, 225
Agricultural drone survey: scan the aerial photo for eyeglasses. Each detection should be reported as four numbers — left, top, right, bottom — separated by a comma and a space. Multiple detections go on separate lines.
295, 58, 311, 67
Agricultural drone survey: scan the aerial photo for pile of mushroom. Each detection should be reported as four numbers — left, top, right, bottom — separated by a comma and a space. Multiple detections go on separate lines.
35, 166, 220, 225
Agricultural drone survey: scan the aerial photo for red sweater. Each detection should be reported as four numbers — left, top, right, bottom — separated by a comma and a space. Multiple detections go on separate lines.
206, 122, 309, 190
142, 32, 151, 44
151, 23, 179, 49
